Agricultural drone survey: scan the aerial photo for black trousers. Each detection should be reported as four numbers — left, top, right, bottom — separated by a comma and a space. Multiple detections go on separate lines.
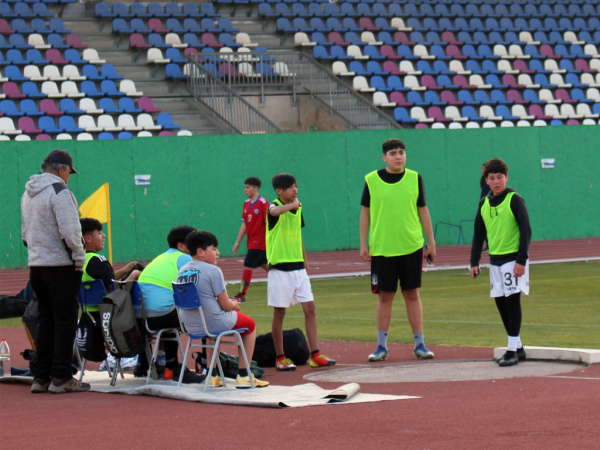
137, 309, 181, 370
30, 266, 82, 381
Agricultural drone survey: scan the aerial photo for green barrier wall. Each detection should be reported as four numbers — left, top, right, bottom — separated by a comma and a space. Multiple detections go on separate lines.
2, 127, 599, 269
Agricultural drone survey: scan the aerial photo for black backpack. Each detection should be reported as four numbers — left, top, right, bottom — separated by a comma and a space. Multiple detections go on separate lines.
252, 328, 310, 368
76, 311, 107, 362
98, 281, 144, 358
0, 296, 28, 319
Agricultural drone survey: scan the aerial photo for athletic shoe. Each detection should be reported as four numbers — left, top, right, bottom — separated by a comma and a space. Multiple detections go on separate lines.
235, 374, 269, 389
414, 343, 434, 359
309, 354, 337, 368
498, 351, 519, 367
172, 365, 206, 384
48, 377, 91, 394
275, 358, 297, 371
209, 375, 224, 387
133, 365, 148, 378
234, 294, 246, 303
31, 379, 51, 394
368, 345, 389, 362
494, 347, 526, 364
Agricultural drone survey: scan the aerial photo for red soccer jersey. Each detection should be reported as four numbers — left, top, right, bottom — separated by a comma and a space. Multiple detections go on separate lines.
242, 196, 268, 250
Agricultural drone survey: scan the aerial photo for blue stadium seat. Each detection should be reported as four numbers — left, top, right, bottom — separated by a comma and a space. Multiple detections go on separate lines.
165, 63, 187, 81
181, 3, 202, 18
148, 33, 169, 48
64, 48, 86, 65
59, 98, 84, 114
157, 113, 180, 130
49, 18, 70, 34
47, 33, 69, 49
165, 48, 186, 63
393, 107, 417, 124
6, 49, 29, 65
99, 97, 120, 113
59, 115, 83, 132
4, 65, 27, 81
112, 18, 132, 34
100, 64, 123, 81
21, 81, 45, 99
182, 33, 205, 49
458, 90, 480, 105
387, 75, 409, 92
200, 3, 220, 18
81, 80, 103, 97
112, 3, 133, 18
118, 97, 142, 113
462, 106, 485, 121
164, 19, 186, 34
82, 64, 103, 81
0, 99, 23, 116
148, 3, 169, 18
20, 99, 43, 116
101, 80, 125, 97
39, 116, 62, 133
98, 132, 114, 139
490, 90, 513, 105
130, 3, 151, 18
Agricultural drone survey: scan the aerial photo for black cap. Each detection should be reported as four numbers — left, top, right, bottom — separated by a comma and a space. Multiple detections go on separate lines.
44, 149, 78, 174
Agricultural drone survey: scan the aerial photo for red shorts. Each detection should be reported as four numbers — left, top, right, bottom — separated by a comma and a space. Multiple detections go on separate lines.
233, 312, 255, 334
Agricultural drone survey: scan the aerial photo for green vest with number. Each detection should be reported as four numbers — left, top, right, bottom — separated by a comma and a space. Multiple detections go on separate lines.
366, 169, 424, 257
481, 192, 520, 255
138, 250, 184, 290
266, 199, 303, 265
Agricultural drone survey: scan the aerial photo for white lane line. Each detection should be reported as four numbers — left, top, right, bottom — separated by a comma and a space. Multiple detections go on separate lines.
543, 376, 600, 380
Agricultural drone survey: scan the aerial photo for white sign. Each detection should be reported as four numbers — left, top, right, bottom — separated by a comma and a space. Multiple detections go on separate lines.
134, 175, 151, 186
541, 159, 555, 169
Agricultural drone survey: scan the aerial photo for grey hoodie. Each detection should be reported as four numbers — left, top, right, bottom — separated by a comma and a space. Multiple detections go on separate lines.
21, 172, 86, 268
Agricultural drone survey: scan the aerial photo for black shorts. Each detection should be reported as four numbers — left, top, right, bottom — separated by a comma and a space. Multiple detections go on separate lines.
370, 248, 423, 293
244, 249, 268, 269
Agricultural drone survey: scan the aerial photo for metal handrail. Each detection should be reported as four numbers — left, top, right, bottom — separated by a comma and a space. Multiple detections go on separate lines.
186, 56, 283, 134
186, 50, 401, 131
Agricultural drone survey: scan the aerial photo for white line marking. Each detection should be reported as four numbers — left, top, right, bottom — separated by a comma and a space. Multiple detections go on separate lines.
543, 376, 600, 380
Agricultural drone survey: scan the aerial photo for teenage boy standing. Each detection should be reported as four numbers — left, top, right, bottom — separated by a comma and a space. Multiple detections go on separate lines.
360, 139, 436, 362
266, 173, 336, 371
232, 177, 269, 302
470, 158, 531, 367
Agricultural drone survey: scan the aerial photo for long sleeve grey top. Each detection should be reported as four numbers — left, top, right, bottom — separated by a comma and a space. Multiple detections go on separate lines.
21, 172, 85, 268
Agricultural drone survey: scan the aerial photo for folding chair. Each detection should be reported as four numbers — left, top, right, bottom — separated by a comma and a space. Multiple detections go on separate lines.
114, 280, 183, 384
76, 279, 115, 382
172, 281, 254, 391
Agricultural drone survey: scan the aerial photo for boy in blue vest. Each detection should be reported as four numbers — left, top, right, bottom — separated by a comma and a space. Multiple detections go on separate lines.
360, 139, 436, 362
266, 173, 336, 371
470, 158, 531, 367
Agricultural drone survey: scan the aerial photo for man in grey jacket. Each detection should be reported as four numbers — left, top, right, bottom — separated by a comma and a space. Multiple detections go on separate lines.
21, 149, 90, 394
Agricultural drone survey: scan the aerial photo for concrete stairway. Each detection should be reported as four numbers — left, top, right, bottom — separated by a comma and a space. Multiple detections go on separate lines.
59, 2, 222, 135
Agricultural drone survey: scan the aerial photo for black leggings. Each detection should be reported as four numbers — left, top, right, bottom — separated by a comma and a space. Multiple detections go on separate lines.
495, 293, 522, 337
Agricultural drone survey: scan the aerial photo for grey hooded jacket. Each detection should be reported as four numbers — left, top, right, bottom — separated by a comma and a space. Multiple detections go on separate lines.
21, 172, 86, 268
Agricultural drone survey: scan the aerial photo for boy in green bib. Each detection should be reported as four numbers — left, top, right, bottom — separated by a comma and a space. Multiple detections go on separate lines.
360, 139, 436, 362
470, 158, 531, 367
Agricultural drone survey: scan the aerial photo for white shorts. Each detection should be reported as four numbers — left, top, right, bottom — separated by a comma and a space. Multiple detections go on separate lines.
489, 260, 530, 297
267, 268, 314, 308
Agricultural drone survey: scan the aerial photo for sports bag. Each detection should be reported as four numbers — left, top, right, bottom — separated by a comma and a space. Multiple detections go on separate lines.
252, 328, 310, 367
98, 281, 143, 358
22, 298, 39, 351
76, 310, 107, 362
0, 295, 28, 319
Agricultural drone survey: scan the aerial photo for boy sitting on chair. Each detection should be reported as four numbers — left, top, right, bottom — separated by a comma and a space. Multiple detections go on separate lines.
177, 230, 269, 389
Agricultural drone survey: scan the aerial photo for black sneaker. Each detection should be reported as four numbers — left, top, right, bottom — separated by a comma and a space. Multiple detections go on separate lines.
172, 365, 206, 384
133, 365, 148, 378
494, 347, 526, 364
234, 294, 246, 303
498, 351, 519, 367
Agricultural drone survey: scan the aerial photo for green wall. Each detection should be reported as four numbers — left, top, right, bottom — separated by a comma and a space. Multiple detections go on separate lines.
2, 127, 599, 269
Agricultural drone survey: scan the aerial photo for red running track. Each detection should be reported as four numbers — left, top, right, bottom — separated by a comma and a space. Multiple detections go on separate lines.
2, 238, 600, 295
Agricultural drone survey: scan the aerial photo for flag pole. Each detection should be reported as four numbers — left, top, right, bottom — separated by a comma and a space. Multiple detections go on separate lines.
104, 183, 113, 264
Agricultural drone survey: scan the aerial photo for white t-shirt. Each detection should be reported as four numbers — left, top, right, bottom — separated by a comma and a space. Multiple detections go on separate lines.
176, 260, 236, 335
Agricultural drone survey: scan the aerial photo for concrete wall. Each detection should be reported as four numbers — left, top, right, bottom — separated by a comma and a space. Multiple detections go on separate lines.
3, 126, 599, 268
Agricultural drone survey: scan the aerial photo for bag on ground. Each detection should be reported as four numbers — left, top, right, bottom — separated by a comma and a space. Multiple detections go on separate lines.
253, 328, 310, 367
98, 281, 143, 358
76, 311, 107, 362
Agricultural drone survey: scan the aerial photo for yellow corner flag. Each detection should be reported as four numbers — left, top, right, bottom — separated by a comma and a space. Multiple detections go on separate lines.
79, 183, 112, 263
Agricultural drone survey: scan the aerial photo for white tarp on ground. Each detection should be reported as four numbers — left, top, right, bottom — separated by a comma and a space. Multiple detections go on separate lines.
81, 371, 420, 408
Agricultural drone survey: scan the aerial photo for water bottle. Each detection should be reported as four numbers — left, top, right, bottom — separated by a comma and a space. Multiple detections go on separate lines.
0, 339, 11, 378
156, 350, 166, 378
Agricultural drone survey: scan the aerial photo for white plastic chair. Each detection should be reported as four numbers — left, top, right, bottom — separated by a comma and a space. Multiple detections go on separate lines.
518, 31, 536, 44
494, 45, 511, 59
563, 31, 581, 44
560, 104, 582, 119
80, 98, 103, 114
449, 60, 469, 74
533, 120, 547, 127
391, 17, 412, 31
177, 130, 192, 136
273, 62, 295, 76
61, 81, 84, 98
98, 114, 122, 132
480, 105, 502, 121
238, 62, 260, 77
147, 48, 170, 64
400, 61, 421, 75
41, 81, 65, 98
120, 80, 143, 97
516, 120, 531, 127
413, 44, 433, 59
77, 133, 94, 141
410, 106, 433, 122
63, 65, 85, 81
404, 75, 425, 91
469, 74, 491, 89
431, 122, 446, 129
78, 115, 102, 132
332, 61, 355, 76
512, 105, 534, 120
43, 65, 66, 82
544, 60, 564, 74
538, 89, 559, 104
517, 74, 539, 89
500, 121, 515, 127
372, 92, 396, 107
482, 121, 497, 128
352, 76, 375, 92
165, 33, 187, 48
24, 65, 47, 81
576, 103, 599, 119
584, 44, 599, 58
445, 106, 467, 122
236, 32, 257, 47
360, 31, 382, 45
549, 74, 571, 88
448, 122, 463, 129
28, 33, 50, 49
544, 104, 565, 119
293, 32, 314, 47
83, 48, 106, 64
497, 60, 517, 74
56, 133, 73, 140
347, 45, 367, 60
137, 131, 153, 137
117, 114, 142, 131
137, 113, 161, 130
509, 44, 528, 59
465, 122, 480, 129
15, 134, 31, 141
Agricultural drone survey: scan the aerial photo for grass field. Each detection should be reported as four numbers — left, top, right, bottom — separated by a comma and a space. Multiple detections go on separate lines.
1, 262, 599, 349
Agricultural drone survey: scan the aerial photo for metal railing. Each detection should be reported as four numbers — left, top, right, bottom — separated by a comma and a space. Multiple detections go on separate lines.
186, 57, 283, 134
186, 50, 401, 130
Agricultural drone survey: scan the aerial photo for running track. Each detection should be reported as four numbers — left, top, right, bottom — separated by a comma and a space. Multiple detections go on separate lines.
1, 238, 599, 449
2, 237, 600, 295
